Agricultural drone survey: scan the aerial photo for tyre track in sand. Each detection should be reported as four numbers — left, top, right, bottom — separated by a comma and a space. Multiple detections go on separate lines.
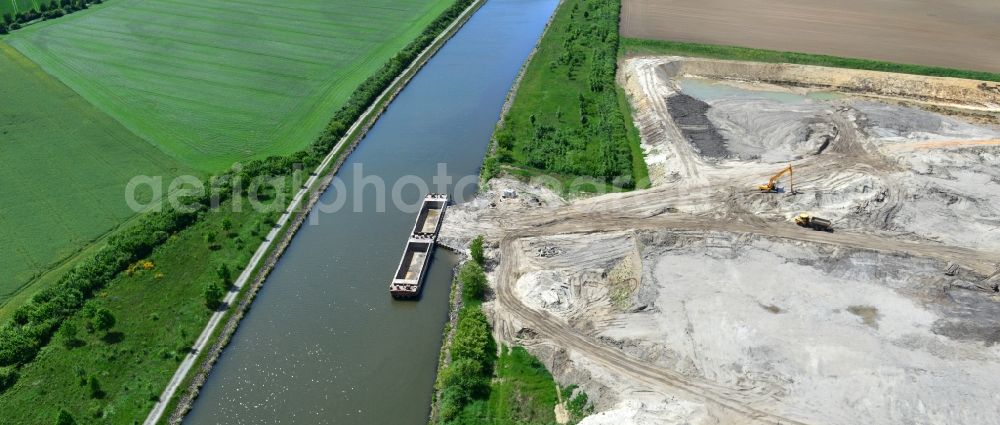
492, 208, 999, 424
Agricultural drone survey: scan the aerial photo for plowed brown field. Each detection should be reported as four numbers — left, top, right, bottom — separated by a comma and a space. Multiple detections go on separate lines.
621, 0, 1000, 72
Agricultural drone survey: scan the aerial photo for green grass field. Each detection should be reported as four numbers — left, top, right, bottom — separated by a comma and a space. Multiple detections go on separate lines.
469, 346, 561, 424
0, 0, 39, 16
5, 0, 453, 170
0, 43, 187, 307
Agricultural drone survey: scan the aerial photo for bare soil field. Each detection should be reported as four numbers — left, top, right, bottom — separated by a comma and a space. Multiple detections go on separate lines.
620, 0, 1000, 73
441, 57, 1000, 424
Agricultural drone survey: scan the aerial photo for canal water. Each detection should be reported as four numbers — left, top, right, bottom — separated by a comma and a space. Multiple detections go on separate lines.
183, 0, 559, 423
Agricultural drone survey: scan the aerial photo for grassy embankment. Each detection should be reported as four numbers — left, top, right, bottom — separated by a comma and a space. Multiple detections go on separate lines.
0, 195, 283, 424
434, 238, 589, 425
484, 0, 649, 193
621, 38, 1000, 83
0, 0, 476, 422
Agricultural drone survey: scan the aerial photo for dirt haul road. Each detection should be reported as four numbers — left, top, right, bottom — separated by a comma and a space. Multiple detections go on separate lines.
489, 217, 998, 423
443, 57, 1000, 424
621, 0, 1000, 73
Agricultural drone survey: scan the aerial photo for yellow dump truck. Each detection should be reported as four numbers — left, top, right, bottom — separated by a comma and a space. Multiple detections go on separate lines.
795, 213, 833, 231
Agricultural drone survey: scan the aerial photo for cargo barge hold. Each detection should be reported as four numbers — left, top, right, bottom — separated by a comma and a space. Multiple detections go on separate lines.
390, 194, 448, 298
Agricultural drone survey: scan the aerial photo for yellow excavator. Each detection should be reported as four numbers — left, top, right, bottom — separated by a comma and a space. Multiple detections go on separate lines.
758, 165, 793, 193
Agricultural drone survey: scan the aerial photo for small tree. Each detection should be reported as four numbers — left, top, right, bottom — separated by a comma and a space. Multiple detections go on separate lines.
442, 358, 487, 398
0, 366, 18, 392
57, 322, 78, 348
88, 376, 103, 399
203, 282, 224, 310
222, 217, 232, 232
469, 235, 485, 266
450, 307, 494, 368
216, 263, 232, 284
458, 262, 487, 300
92, 309, 115, 334
55, 409, 76, 425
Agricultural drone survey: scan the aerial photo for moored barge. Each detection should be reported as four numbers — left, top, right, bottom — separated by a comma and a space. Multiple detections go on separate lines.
390, 194, 448, 298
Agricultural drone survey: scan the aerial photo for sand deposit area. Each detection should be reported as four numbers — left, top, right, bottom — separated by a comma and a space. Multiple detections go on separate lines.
510, 231, 1000, 424
441, 57, 1000, 424
625, 57, 1000, 251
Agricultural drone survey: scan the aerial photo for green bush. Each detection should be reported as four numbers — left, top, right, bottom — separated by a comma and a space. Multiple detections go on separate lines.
470, 235, 485, 266
438, 305, 495, 423
0, 366, 18, 393
443, 358, 488, 394
450, 307, 494, 370
54, 408, 76, 425
438, 386, 464, 421
56, 322, 78, 348
217, 263, 232, 284
458, 262, 487, 300
203, 282, 225, 310
568, 389, 588, 417
88, 375, 102, 399
91, 308, 115, 334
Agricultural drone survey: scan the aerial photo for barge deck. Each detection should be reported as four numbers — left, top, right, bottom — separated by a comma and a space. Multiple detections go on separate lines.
390, 194, 448, 298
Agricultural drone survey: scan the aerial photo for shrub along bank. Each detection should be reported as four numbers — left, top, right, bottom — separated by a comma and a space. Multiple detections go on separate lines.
1, 0, 105, 34
0, 194, 276, 423
436, 245, 581, 424
485, 0, 648, 190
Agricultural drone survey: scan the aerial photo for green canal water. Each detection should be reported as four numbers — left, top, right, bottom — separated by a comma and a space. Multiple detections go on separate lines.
183, 0, 559, 423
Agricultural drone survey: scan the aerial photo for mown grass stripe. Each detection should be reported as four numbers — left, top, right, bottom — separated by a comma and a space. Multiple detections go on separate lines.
0, 41, 189, 302
7, 0, 454, 172
124, 1, 401, 41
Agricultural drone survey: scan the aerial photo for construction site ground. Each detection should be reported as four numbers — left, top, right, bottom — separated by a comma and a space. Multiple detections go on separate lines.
441, 57, 1000, 424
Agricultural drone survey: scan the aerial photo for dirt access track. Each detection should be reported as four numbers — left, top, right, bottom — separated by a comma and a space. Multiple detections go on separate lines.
442, 57, 1000, 424
621, 0, 1000, 73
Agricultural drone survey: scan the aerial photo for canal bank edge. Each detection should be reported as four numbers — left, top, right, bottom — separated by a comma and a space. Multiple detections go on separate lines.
150, 1, 487, 423
429, 1, 565, 422
480, 0, 566, 188
429, 260, 468, 423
